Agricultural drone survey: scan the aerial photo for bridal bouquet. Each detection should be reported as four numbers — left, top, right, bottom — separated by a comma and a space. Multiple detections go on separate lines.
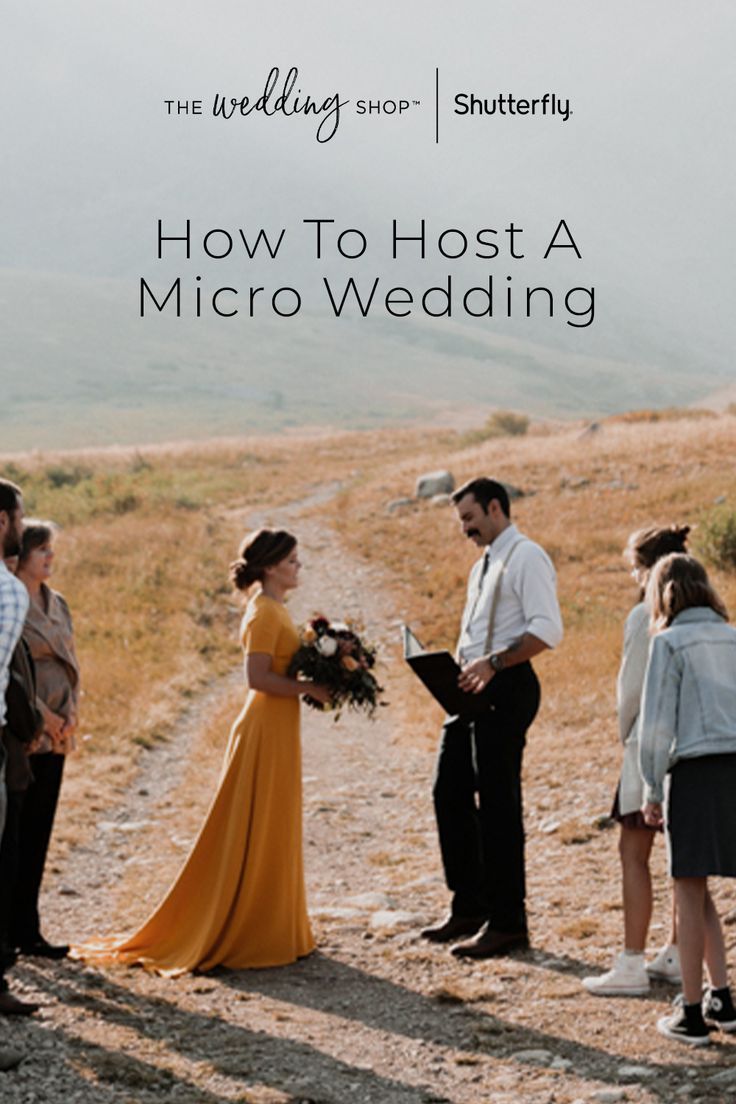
288, 615, 384, 718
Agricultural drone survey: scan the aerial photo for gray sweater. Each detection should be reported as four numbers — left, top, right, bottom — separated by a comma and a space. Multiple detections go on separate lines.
616, 603, 650, 815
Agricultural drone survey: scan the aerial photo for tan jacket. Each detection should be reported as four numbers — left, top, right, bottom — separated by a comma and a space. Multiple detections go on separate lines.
23, 585, 80, 755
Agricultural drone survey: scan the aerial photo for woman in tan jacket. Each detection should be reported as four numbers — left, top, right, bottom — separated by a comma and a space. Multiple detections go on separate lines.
11, 520, 79, 958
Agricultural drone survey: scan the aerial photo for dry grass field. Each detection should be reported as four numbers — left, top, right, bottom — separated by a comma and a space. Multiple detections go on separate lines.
3, 409, 736, 1103
4, 410, 736, 864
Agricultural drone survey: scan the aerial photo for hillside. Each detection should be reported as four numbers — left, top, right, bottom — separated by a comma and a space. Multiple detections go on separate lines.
2, 269, 733, 451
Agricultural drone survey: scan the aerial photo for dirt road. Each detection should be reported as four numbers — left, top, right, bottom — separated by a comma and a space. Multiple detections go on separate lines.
2, 498, 734, 1103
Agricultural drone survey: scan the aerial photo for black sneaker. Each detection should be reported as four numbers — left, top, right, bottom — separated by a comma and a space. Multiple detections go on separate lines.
703, 987, 736, 1033
657, 1003, 711, 1047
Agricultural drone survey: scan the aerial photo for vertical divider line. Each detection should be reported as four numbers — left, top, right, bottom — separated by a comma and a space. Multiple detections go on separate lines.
435, 67, 439, 144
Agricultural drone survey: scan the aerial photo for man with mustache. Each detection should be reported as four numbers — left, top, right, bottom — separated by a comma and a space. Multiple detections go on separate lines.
422, 477, 562, 958
0, 478, 38, 1056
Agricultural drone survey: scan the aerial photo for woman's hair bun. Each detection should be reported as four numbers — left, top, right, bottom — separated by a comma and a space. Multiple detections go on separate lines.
229, 528, 297, 592
229, 557, 258, 591
626, 523, 691, 570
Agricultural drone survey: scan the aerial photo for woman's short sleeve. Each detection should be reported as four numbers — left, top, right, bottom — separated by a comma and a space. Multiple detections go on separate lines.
241, 601, 281, 656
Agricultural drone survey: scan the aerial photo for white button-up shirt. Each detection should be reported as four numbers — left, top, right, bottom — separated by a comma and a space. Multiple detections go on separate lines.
0, 559, 30, 727
457, 524, 563, 662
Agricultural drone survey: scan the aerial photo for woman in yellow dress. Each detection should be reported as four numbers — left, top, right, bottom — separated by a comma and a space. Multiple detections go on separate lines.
73, 528, 329, 975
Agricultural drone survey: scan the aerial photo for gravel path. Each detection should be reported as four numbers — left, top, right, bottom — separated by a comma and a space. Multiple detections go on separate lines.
2, 491, 734, 1103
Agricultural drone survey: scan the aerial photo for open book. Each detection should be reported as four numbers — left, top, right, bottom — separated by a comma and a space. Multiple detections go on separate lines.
402, 625, 492, 720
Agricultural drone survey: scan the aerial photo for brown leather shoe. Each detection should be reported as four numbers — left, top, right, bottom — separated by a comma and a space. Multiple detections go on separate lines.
18, 938, 69, 960
0, 991, 39, 1017
451, 927, 529, 959
421, 915, 487, 943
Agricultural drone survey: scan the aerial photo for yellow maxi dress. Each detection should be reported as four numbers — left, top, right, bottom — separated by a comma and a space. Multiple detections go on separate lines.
73, 594, 315, 975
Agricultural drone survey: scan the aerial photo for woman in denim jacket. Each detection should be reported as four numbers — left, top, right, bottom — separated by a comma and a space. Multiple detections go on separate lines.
639, 553, 736, 1046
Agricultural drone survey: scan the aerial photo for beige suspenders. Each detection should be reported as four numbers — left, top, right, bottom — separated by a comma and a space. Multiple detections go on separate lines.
482, 537, 526, 655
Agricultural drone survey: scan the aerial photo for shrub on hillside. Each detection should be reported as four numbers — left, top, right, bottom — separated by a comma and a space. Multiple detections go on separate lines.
460, 410, 529, 445
44, 464, 92, 489
1, 463, 28, 485
489, 410, 529, 436
699, 508, 736, 571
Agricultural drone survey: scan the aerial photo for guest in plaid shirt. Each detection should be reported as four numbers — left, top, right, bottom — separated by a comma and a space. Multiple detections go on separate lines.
0, 492, 28, 729
0, 478, 39, 1029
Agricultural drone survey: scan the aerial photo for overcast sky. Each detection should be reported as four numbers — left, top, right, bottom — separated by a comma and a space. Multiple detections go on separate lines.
3, 0, 735, 381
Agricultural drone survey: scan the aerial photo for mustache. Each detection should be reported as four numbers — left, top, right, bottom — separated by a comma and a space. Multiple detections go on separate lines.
466, 528, 481, 539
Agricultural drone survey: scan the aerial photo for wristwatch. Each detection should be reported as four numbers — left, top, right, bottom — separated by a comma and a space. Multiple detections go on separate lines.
489, 652, 505, 673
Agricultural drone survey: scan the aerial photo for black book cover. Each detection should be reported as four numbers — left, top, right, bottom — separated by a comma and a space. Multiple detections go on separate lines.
402, 625, 491, 720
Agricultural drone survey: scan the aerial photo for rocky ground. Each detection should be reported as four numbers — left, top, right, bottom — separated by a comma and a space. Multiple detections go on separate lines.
2, 495, 736, 1104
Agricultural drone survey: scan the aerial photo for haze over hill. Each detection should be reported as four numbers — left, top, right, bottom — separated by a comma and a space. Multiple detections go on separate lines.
3, 266, 732, 451
3, 1, 735, 449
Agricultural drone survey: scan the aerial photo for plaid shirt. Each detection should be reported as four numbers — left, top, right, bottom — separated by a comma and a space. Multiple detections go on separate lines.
0, 560, 29, 727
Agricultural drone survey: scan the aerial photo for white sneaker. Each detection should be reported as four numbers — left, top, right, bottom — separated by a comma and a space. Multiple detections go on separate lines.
582, 952, 650, 996
647, 943, 681, 984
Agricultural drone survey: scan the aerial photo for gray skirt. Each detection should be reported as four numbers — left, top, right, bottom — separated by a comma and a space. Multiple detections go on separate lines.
667, 754, 736, 878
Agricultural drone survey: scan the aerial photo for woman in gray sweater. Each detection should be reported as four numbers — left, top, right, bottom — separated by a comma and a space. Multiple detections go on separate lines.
584, 525, 689, 997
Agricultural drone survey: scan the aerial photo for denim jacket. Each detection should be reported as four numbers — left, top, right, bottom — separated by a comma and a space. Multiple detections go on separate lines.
638, 607, 736, 803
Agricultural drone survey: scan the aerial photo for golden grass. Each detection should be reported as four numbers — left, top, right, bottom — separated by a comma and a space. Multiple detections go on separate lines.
5, 409, 736, 870
556, 917, 601, 941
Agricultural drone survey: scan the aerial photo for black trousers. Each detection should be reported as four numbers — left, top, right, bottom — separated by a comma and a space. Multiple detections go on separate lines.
0, 741, 7, 991
0, 788, 24, 958
432, 662, 540, 932
10, 752, 65, 945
